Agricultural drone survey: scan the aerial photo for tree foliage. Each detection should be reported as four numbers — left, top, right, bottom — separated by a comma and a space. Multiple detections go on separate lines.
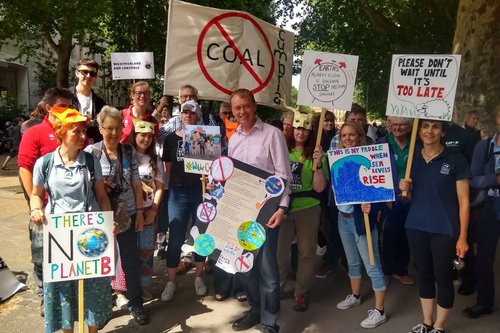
0, 0, 109, 87
295, 0, 459, 119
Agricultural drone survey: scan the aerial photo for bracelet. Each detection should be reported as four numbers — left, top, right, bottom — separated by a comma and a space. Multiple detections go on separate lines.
150, 204, 158, 213
136, 207, 145, 211
30, 208, 41, 214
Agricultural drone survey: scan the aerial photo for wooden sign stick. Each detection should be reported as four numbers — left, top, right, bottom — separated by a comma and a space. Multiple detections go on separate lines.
78, 279, 84, 332
402, 118, 419, 196
312, 108, 327, 171
364, 213, 375, 265
201, 176, 206, 198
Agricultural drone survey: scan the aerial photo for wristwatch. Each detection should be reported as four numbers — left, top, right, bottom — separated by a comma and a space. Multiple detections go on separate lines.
279, 206, 288, 211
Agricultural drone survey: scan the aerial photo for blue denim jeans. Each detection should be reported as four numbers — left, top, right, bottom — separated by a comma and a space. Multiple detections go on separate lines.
338, 212, 386, 292
167, 186, 205, 269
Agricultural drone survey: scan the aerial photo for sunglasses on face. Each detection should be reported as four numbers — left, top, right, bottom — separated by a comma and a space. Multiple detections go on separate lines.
78, 69, 98, 78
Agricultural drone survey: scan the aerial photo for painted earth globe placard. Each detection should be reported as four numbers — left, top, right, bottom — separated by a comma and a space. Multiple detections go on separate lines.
237, 221, 266, 251
77, 228, 109, 258
194, 233, 216, 256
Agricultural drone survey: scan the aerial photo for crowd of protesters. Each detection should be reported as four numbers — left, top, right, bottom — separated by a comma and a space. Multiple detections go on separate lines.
4, 57, 498, 333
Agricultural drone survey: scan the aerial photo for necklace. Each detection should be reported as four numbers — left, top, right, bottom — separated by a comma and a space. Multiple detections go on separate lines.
422, 146, 443, 162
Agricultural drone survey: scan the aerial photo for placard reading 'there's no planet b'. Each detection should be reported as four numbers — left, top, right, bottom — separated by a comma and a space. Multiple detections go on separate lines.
43, 211, 115, 283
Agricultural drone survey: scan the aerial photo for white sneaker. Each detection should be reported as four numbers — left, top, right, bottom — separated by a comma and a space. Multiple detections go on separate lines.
161, 281, 176, 302
336, 294, 361, 310
195, 277, 208, 296
360, 309, 387, 328
115, 294, 128, 310
316, 245, 327, 256
142, 289, 152, 301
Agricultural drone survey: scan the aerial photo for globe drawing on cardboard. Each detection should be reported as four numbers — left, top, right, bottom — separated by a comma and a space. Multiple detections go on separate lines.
194, 234, 216, 256
77, 228, 109, 258
237, 221, 266, 251
265, 176, 284, 196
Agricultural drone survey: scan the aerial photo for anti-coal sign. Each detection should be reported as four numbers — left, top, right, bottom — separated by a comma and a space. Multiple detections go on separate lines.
164, 0, 295, 108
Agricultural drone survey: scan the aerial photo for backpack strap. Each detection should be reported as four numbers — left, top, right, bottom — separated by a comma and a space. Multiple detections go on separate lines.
83, 151, 95, 182
42, 151, 56, 214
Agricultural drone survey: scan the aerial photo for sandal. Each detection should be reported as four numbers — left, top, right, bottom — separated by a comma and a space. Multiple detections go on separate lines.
236, 292, 247, 302
1, 166, 10, 170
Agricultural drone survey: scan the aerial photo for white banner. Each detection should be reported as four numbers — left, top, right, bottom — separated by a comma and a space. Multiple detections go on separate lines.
386, 54, 461, 120
43, 211, 115, 283
111, 52, 155, 80
297, 50, 358, 110
164, 0, 294, 108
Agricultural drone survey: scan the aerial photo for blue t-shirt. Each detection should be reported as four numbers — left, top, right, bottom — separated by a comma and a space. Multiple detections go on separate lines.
33, 148, 103, 214
406, 148, 471, 239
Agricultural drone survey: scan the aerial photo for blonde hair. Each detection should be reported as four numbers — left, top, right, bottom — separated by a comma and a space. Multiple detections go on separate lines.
338, 121, 367, 149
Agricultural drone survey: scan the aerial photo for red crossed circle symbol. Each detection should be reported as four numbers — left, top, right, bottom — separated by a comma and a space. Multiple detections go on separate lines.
197, 12, 275, 95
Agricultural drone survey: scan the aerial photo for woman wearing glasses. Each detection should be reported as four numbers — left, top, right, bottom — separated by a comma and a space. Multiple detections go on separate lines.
121, 81, 159, 143
84, 106, 149, 326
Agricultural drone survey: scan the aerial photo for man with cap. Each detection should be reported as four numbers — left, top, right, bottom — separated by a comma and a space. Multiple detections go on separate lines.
158, 85, 217, 144
213, 88, 291, 333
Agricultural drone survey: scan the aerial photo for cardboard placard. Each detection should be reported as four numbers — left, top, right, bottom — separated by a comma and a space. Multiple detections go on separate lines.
386, 54, 461, 120
43, 211, 115, 283
328, 143, 395, 205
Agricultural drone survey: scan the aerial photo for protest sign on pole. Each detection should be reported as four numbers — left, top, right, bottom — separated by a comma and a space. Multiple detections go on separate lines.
385, 54, 461, 195
164, 0, 294, 108
386, 55, 461, 120
110, 52, 155, 80
43, 211, 115, 283
182, 125, 222, 175
327, 143, 395, 264
297, 50, 359, 110
181, 157, 286, 274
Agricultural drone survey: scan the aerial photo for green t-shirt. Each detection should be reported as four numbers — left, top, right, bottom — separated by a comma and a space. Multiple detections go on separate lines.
388, 133, 410, 181
289, 149, 330, 212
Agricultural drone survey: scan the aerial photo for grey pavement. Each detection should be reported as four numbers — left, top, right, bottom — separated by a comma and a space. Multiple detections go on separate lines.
1, 171, 500, 332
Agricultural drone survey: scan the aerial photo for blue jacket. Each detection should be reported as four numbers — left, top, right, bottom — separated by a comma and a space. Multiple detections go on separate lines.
470, 138, 496, 190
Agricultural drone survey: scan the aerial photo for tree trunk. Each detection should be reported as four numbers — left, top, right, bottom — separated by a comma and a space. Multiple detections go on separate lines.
56, 47, 71, 88
453, 0, 500, 136
134, 0, 145, 51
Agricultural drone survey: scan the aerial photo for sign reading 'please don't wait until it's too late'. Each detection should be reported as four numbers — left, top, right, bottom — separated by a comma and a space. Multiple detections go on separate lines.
43, 211, 115, 283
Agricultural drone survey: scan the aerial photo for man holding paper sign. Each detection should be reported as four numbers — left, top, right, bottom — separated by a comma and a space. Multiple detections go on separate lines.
227, 89, 291, 333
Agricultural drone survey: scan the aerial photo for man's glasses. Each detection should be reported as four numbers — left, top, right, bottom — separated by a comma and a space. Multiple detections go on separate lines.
101, 126, 122, 133
181, 94, 195, 100
392, 123, 408, 128
78, 69, 98, 78
221, 112, 232, 116
134, 91, 150, 97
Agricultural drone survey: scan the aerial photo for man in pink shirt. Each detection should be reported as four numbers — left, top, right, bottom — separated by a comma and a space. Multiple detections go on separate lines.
228, 89, 291, 333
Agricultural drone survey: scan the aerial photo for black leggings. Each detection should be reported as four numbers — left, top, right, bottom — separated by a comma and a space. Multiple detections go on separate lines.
407, 228, 456, 309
